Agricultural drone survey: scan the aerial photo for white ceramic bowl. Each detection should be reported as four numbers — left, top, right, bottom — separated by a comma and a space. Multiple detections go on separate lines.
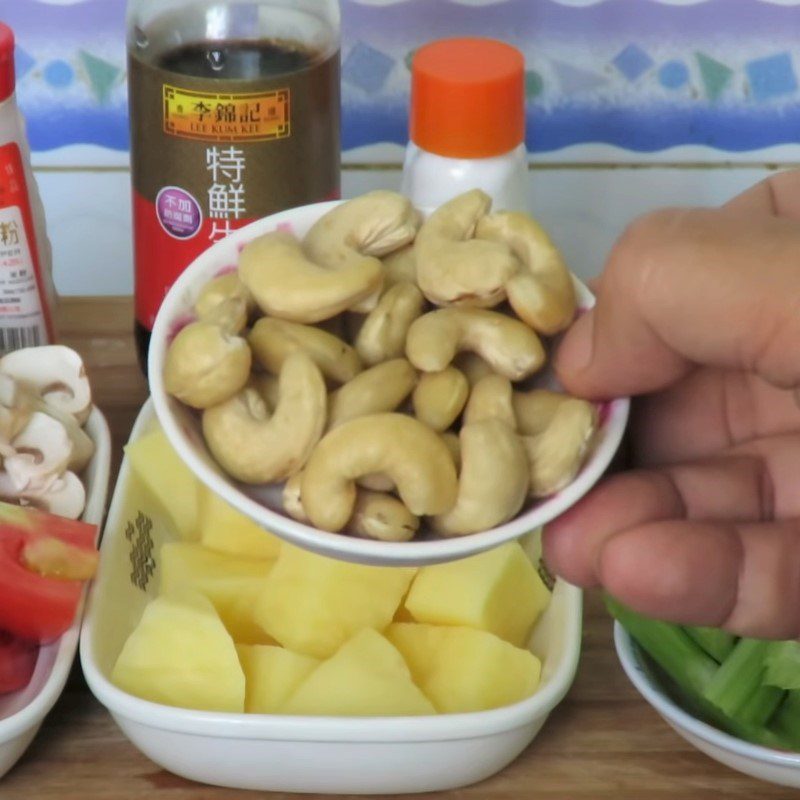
148, 199, 629, 566
615, 623, 800, 789
81, 399, 583, 795
0, 408, 111, 779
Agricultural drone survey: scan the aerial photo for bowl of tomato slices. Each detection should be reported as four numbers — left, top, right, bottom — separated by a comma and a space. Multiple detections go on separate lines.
0, 407, 111, 779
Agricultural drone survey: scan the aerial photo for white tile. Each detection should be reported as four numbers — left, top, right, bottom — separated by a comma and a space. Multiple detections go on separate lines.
34, 169, 132, 296
35, 166, 776, 296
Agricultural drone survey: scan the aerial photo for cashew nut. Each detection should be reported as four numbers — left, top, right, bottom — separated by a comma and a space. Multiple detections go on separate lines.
283, 472, 308, 523
357, 474, 395, 492
195, 273, 255, 332
303, 191, 420, 313
412, 367, 469, 432
522, 395, 598, 497
199, 297, 249, 335
383, 245, 417, 288
433, 420, 529, 537
301, 413, 458, 532
250, 372, 280, 412
463, 374, 516, 428
328, 359, 417, 429
453, 353, 494, 388
414, 189, 518, 307
248, 317, 362, 384
202, 352, 326, 484
512, 389, 577, 435
406, 308, 545, 381
355, 282, 425, 366
439, 432, 461, 471
476, 212, 577, 336
164, 321, 251, 409
350, 491, 419, 542
304, 191, 420, 263
239, 231, 383, 323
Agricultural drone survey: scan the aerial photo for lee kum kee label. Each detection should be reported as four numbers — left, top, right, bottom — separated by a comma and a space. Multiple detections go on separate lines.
129, 44, 340, 331
163, 85, 291, 142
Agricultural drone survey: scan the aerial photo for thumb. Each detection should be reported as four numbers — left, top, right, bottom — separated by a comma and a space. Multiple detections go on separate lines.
555, 207, 800, 400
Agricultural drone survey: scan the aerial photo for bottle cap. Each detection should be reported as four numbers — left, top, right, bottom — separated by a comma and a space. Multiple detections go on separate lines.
0, 24, 15, 103
409, 38, 525, 159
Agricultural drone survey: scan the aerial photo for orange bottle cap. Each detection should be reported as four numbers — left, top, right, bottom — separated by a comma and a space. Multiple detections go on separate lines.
410, 38, 525, 159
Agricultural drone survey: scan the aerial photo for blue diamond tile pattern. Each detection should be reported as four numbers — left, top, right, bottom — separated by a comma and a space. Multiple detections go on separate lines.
613, 43, 654, 82
343, 41, 395, 94
14, 46, 35, 80
746, 53, 798, 102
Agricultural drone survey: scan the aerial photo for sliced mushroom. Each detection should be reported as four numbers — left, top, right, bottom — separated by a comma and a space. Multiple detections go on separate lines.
0, 346, 92, 425
0, 469, 86, 520
4, 412, 73, 493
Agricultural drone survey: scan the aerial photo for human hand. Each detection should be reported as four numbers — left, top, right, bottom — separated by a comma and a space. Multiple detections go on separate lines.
543, 170, 800, 639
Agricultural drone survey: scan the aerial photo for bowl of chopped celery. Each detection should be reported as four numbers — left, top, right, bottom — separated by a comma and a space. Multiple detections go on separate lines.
612, 597, 800, 789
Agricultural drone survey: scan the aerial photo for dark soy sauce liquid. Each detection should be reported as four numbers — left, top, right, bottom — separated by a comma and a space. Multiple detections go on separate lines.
158, 39, 320, 79
134, 38, 328, 373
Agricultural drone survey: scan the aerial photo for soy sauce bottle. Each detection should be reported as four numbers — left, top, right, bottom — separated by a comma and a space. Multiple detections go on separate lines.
127, 0, 341, 372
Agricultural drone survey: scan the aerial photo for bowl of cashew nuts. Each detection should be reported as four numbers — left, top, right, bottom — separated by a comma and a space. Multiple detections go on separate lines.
148, 189, 630, 566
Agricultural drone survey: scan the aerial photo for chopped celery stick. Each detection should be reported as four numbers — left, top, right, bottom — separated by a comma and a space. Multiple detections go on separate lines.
703, 639, 771, 719
764, 640, 800, 690
736, 683, 786, 727
771, 690, 800, 750
684, 626, 737, 663
605, 596, 717, 696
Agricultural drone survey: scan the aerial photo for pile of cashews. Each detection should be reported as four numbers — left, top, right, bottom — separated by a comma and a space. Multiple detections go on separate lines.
163, 189, 599, 542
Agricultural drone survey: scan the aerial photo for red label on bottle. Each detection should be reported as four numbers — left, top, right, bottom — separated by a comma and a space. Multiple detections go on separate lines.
0, 143, 53, 349
132, 190, 259, 329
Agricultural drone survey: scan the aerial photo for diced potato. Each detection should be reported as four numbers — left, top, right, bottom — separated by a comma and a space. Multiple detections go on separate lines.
112, 592, 245, 712
387, 623, 541, 713
404, 542, 549, 646
125, 427, 201, 540
199, 490, 283, 560
159, 543, 274, 645
282, 629, 435, 717
254, 545, 415, 658
236, 645, 319, 713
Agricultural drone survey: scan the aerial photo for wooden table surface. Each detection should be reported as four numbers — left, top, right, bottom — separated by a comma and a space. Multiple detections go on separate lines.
1, 297, 796, 800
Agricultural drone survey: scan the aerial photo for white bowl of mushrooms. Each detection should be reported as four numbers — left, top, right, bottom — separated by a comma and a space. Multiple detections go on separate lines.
0, 345, 111, 778
149, 191, 629, 566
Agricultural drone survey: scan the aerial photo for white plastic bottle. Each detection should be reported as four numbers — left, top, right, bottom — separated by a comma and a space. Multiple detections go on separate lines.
402, 38, 528, 212
0, 23, 56, 351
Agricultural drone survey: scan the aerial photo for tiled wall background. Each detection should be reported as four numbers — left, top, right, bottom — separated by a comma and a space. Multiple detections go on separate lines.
2, 0, 800, 295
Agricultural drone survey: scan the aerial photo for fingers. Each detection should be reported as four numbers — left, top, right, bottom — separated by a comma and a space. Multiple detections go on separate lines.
600, 519, 800, 639
723, 169, 800, 220
632, 368, 800, 466
543, 457, 771, 588
555, 206, 800, 400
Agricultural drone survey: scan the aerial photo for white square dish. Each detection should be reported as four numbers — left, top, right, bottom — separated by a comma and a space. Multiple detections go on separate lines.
0, 407, 112, 779
80, 399, 583, 795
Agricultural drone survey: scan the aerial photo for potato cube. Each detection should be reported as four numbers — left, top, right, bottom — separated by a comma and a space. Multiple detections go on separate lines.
282, 629, 435, 717
112, 592, 245, 712
159, 543, 274, 645
254, 545, 415, 658
387, 623, 541, 713
125, 427, 201, 540
237, 645, 319, 713
404, 542, 549, 646
199, 490, 283, 560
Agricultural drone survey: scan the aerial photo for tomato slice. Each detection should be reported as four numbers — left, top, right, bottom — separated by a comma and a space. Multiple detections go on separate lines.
0, 501, 98, 642
0, 631, 38, 695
